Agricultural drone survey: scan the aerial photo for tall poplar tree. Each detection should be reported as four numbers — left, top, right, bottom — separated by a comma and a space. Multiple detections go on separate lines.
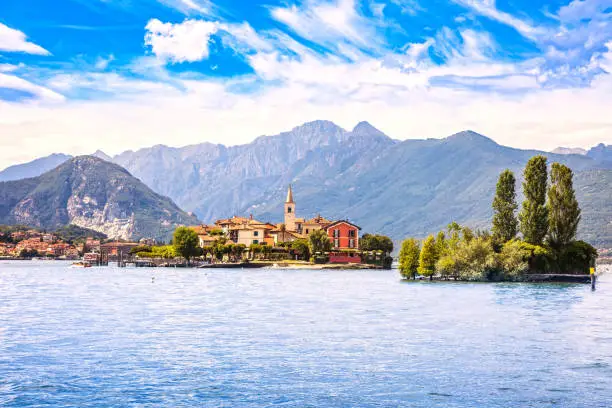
418, 235, 437, 279
492, 169, 518, 244
519, 155, 549, 245
547, 163, 581, 248
399, 238, 420, 280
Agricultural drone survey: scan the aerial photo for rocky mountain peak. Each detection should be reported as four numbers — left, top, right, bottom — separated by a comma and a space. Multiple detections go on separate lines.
351, 121, 386, 136
92, 150, 113, 161
0, 156, 199, 241
446, 130, 498, 146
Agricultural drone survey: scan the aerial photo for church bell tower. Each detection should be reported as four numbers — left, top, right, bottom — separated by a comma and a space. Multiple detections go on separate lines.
284, 185, 296, 232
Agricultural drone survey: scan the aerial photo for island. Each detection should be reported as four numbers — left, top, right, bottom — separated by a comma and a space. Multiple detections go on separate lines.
398, 156, 599, 282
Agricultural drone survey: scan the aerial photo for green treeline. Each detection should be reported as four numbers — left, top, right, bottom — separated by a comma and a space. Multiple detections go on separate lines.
399, 156, 598, 281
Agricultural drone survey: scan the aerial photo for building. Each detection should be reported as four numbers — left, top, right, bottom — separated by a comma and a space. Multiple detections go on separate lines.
213, 216, 275, 246
326, 220, 361, 250
139, 237, 157, 246
193, 185, 361, 251
277, 185, 361, 250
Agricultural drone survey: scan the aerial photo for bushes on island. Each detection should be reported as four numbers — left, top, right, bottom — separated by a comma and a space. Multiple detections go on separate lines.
399, 156, 598, 281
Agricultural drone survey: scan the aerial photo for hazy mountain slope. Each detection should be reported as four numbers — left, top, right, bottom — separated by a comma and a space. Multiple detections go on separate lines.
0, 153, 72, 182
248, 131, 608, 245
575, 169, 612, 247
587, 144, 612, 166
3, 121, 609, 246
113, 120, 359, 220
0, 156, 199, 241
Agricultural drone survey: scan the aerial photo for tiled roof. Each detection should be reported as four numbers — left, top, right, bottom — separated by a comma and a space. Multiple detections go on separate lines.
325, 220, 362, 230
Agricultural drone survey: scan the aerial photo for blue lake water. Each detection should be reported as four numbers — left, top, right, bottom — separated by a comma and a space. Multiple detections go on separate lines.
1, 260, 611, 407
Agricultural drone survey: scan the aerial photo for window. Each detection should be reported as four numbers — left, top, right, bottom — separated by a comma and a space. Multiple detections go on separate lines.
333, 229, 340, 238
287, 207, 292, 213
253, 240, 259, 244
305, 229, 309, 234
349, 239, 354, 248
253, 231, 259, 237
334, 239, 339, 248
349, 230, 355, 238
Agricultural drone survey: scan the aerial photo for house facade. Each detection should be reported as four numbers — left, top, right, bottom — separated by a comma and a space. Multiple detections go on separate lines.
326, 220, 361, 250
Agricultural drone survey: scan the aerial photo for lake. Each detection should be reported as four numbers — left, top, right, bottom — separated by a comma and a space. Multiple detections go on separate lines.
1, 261, 611, 407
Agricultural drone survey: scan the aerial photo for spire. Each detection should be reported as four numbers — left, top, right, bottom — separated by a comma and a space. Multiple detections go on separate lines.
286, 184, 294, 203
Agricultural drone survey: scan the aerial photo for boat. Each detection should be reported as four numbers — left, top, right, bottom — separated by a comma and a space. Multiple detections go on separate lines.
71, 261, 92, 268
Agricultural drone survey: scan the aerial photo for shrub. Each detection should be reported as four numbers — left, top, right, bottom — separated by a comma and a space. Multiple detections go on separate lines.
498, 240, 531, 281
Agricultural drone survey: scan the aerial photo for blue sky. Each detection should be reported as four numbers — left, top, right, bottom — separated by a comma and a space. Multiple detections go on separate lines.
0, 0, 611, 167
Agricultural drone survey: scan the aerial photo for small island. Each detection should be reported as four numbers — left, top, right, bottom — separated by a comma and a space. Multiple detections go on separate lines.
398, 155, 599, 282
113, 186, 395, 269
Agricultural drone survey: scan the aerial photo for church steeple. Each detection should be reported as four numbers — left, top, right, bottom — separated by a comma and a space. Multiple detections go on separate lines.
286, 184, 294, 203
284, 185, 296, 231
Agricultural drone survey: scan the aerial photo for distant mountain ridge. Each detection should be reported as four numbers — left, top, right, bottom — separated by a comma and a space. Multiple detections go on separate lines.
0, 156, 199, 241
551, 147, 588, 156
0, 153, 72, 182
2, 122, 611, 246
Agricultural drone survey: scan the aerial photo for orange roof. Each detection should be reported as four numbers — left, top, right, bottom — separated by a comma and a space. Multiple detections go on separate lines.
304, 215, 332, 225
198, 235, 217, 242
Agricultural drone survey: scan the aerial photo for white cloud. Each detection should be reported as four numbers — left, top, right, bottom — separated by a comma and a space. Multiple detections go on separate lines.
452, 0, 543, 39
1, 0, 611, 169
0, 23, 50, 55
94, 55, 116, 70
0, 73, 65, 102
145, 18, 221, 63
270, 0, 382, 57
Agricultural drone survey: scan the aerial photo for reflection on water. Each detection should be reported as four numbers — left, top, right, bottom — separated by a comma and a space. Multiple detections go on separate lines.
0, 261, 611, 407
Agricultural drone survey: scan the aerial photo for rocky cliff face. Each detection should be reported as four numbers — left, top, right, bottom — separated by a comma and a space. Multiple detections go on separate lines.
0, 156, 199, 241
112, 120, 378, 221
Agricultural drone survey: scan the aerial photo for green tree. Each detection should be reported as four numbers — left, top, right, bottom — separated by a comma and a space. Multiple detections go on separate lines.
418, 235, 437, 279
519, 155, 549, 245
249, 243, 263, 260
173, 226, 200, 265
498, 240, 531, 280
435, 231, 447, 258
291, 238, 311, 260
492, 169, 518, 244
308, 229, 331, 254
453, 236, 497, 281
547, 163, 581, 248
360, 234, 394, 253
398, 238, 420, 279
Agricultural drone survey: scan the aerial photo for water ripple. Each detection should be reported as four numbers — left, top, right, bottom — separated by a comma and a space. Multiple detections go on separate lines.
0, 261, 611, 407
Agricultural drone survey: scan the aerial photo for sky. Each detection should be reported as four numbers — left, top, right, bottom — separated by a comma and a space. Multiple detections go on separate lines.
0, 0, 611, 168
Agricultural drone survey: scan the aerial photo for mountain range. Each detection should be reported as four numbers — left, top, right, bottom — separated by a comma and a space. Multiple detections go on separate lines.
0, 156, 199, 241
1, 121, 610, 246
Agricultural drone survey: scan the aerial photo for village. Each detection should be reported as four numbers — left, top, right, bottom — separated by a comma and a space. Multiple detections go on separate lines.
0, 186, 394, 268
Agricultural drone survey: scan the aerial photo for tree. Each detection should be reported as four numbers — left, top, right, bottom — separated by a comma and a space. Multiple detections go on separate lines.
418, 235, 437, 279
492, 169, 518, 244
453, 236, 497, 281
398, 238, 420, 279
519, 155, 549, 245
308, 229, 331, 254
498, 240, 531, 280
435, 231, 447, 258
547, 163, 581, 248
291, 238, 310, 260
360, 234, 394, 253
173, 226, 200, 265
249, 243, 263, 260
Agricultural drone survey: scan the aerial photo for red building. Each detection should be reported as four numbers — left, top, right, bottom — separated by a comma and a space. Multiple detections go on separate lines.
325, 220, 361, 250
